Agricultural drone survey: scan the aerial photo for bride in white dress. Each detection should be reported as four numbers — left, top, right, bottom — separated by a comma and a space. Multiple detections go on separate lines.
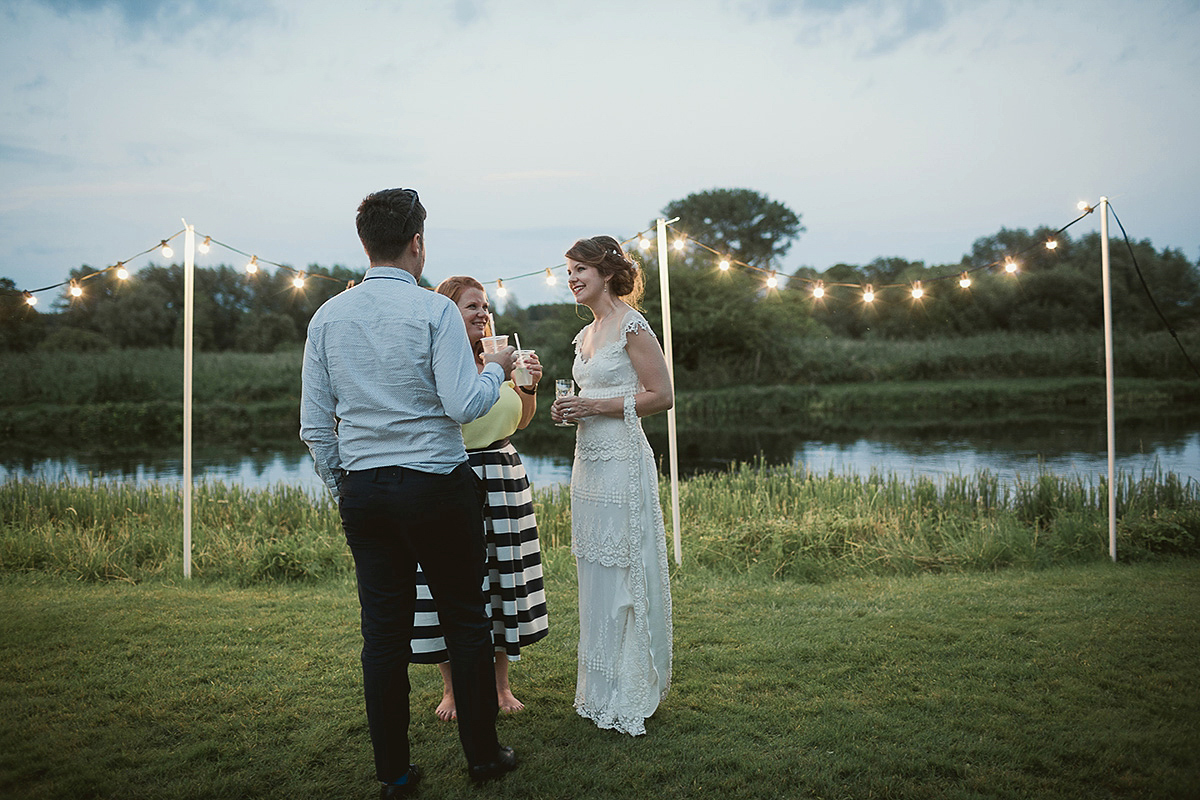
550, 236, 674, 736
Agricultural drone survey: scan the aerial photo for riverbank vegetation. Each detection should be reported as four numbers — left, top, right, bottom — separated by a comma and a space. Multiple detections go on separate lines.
2, 330, 1198, 445
2, 461, 1196, 584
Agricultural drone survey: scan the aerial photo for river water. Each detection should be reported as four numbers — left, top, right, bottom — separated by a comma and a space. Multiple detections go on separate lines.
4, 414, 1199, 493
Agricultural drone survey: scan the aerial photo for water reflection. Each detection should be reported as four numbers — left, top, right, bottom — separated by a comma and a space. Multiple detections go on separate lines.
3, 415, 1199, 492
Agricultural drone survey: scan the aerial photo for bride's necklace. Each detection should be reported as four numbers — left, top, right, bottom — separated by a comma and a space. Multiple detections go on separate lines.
589, 297, 624, 332
583, 298, 625, 357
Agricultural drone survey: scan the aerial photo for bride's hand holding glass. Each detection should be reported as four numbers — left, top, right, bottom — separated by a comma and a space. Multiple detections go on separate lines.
551, 379, 588, 426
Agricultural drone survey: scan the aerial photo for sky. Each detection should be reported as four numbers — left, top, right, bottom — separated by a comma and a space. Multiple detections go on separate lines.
2, 0, 1198, 309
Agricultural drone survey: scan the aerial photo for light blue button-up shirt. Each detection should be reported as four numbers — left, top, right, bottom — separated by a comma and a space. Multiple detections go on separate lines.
300, 266, 503, 497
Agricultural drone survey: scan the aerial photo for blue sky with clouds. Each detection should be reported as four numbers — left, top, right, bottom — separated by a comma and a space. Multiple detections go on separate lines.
2, 0, 1197, 308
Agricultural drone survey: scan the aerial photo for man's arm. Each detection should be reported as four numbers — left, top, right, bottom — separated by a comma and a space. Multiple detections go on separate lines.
299, 327, 343, 498
430, 300, 507, 424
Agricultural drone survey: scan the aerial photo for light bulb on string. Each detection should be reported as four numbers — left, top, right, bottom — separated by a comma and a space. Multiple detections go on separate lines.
718, 257, 731, 271
672, 236, 686, 252
160, 240, 173, 259
910, 281, 923, 300
198, 236, 212, 254
1004, 258, 1018, 274
115, 262, 129, 280
69, 280, 83, 298
862, 284, 875, 304
292, 272, 306, 289
1045, 239, 1058, 250
959, 272, 972, 289
545, 267, 557, 286
496, 278, 507, 298
245, 256, 259, 274
1077, 201, 1093, 213
765, 270, 778, 289
638, 235, 651, 251
812, 281, 825, 299
23, 291, 37, 307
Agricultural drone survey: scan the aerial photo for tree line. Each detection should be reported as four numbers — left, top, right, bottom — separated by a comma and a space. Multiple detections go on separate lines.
3, 189, 1197, 388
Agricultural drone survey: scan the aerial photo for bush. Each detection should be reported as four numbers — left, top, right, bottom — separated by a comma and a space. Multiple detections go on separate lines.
37, 328, 113, 352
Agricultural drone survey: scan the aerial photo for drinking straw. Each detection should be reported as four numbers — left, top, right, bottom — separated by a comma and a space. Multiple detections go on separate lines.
514, 332, 522, 351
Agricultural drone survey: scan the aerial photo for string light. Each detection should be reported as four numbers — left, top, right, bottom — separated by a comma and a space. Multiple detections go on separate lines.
7, 201, 1099, 321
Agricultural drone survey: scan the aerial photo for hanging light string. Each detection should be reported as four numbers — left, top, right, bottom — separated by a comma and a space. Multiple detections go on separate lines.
481, 227, 657, 297
1107, 202, 1200, 379
660, 204, 1098, 302
3, 203, 1135, 312
9, 229, 360, 306
15, 229, 187, 306
194, 234, 350, 289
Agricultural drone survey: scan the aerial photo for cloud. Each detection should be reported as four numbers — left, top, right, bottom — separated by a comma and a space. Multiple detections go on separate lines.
741, 0, 951, 55
30, 0, 273, 30
0, 141, 74, 168
453, 0, 488, 27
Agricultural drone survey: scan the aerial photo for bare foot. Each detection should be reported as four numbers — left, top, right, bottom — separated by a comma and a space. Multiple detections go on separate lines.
435, 692, 457, 721
497, 688, 525, 714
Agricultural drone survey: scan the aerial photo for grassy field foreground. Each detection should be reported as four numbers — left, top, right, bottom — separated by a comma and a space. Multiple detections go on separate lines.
1, 557, 1198, 800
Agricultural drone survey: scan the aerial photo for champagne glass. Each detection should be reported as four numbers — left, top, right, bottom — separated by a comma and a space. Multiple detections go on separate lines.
554, 379, 576, 427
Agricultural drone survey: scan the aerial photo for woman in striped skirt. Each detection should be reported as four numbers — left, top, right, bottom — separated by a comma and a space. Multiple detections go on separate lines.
412, 275, 549, 719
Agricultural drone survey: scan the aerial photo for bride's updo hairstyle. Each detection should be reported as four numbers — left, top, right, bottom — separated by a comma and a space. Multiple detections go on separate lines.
565, 235, 644, 309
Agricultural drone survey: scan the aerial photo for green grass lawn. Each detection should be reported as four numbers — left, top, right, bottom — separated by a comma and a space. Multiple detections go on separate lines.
2, 551, 1197, 800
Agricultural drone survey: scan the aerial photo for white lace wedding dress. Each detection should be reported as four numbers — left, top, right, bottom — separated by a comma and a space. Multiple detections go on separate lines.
570, 309, 673, 736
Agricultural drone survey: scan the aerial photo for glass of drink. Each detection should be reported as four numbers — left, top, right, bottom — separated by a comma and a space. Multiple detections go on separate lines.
480, 334, 508, 354
554, 379, 575, 427
513, 349, 536, 387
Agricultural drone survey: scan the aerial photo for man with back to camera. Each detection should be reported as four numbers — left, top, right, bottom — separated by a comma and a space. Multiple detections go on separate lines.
300, 187, 519, 797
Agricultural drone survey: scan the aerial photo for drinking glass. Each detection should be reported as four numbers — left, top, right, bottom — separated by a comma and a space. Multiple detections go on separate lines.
554, 379, 576, 427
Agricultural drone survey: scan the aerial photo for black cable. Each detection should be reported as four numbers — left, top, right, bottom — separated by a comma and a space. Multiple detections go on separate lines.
1107, 202, 1200, 380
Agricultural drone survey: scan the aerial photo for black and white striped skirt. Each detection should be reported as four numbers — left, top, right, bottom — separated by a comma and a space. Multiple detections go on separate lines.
411, 442, 549, 662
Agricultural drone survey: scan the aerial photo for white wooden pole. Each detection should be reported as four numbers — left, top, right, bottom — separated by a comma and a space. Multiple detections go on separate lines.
1099, 197, 1117, 562
656, 217, 683, 565
182, 221, 195, 578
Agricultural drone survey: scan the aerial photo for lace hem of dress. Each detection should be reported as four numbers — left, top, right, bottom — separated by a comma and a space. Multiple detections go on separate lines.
574, 698, 648, 737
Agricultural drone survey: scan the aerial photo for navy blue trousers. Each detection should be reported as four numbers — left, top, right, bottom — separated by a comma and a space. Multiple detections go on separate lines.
339, 462, 500, 780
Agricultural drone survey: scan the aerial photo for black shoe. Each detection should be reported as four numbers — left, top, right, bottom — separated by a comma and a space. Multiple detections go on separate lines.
468, 746, 517, 783
380, 764, 421, 798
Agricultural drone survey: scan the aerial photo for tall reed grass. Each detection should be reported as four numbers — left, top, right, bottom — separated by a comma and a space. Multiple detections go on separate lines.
2, 464, 1195, 584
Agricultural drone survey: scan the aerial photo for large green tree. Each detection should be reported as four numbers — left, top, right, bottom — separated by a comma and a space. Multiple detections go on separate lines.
661, 188, 805, 268
639, 189, 822, 387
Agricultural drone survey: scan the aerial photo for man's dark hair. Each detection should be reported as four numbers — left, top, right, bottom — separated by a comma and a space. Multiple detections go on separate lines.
356, 188, 426, 263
